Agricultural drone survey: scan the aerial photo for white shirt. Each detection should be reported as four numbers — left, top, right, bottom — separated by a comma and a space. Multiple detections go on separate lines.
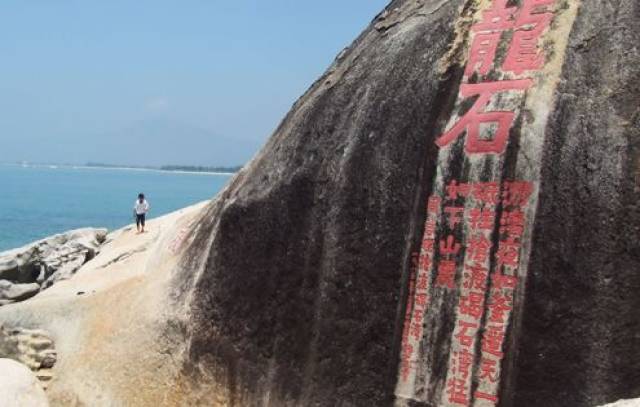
134, 199, 150, 215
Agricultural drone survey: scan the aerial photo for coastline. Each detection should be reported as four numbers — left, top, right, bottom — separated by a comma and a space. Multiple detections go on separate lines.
0, 162, 237, 177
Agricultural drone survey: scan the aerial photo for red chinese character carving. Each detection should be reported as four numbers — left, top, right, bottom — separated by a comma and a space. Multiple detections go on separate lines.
465, 32, 502, 78
447, 180, 472, 200
440, 235, 462, 256
422, 238, 435, 252
482, 325, 505, 358
479, 357, 499, 382
469, 208, 496, 231
424, 219, 437, 238
436, 260, 457, 289
496, 238, 521, 268
492, 272, 518, 290
445, 206, 465, 229
475, 391, 499, 403
500, 209, 526, 237
488, 291, 513, 324
455, 320, 479, 347
463, 262, 489, 291
502, 181, 534, 207
447, 378, 469, 406
418, 253, 432, 270
457, 348, 474, 379
467, 233, 492, 263
503, 0, 555, 74
459, 291, 485, 320
410, 321, 423, 340
436, 80, 533, 154
415, 293, 429, 307
417, 273, 429, 290
473, 182, 501, 205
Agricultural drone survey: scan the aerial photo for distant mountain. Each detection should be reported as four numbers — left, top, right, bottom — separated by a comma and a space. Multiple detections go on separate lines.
85, 117, 256, 167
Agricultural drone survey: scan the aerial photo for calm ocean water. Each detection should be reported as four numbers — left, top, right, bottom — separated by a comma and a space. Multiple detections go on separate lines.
0, 164, 232, 252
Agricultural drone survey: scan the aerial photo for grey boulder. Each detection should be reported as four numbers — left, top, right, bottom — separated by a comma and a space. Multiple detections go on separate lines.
0, 281, 40, 304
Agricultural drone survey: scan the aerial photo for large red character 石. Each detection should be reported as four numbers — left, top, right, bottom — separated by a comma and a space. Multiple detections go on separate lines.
436, 79, 533, 154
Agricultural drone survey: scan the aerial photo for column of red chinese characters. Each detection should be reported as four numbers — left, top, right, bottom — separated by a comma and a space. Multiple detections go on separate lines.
398, 196, 441, 385
444, 181, 499, 406
399, 251, 418, 383
474, 181, 534, 405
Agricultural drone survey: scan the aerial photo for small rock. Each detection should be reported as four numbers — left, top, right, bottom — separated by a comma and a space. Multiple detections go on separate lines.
0, 280, 40, 302
0, 325, 57, 371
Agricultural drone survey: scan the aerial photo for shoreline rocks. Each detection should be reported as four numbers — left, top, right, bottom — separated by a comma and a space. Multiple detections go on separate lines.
0, 228, 107, 306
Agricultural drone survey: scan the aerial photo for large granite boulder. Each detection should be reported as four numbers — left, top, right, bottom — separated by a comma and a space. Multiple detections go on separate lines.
0, 358, 49, 407
172, 0, 640, 406
0, 228, 107, 305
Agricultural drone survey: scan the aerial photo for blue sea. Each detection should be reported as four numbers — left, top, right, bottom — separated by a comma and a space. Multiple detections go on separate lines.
0, 164, 232, 252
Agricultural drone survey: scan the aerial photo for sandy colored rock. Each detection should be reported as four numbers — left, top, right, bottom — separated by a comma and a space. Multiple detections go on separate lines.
0, 203, 212, 406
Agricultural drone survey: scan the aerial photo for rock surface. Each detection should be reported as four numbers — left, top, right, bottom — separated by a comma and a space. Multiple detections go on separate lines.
600, 400, 640, 407
0, 281, 41, 304
0, 203, 212, 406
0, 358, 50, 407
175, 0, 640, 406
0, 228, 107, 305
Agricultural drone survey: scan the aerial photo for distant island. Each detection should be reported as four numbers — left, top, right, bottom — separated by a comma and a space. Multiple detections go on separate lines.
85, 162, 243, 174
160, 165, 243, 173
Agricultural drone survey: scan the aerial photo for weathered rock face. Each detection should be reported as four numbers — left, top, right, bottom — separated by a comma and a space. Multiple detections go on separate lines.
174, 0, 640, 406
0, 228, 107, 305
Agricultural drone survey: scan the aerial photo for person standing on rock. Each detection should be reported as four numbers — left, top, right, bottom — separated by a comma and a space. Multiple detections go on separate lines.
133, 193, 150, 233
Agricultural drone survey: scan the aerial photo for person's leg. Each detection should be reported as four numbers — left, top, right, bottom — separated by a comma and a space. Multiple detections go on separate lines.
136, 214, 142, 232
141, 214, 146, 232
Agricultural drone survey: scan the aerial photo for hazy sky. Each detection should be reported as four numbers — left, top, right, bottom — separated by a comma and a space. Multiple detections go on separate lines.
0, 1, 388, 166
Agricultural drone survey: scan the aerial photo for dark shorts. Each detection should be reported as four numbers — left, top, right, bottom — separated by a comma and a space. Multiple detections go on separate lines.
136, 213, 146, 227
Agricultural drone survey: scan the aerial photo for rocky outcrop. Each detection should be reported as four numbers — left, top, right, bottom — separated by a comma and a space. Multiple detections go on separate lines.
0, 203, 209, 406
0, 228, 107, 305
0, 358, 50, 407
